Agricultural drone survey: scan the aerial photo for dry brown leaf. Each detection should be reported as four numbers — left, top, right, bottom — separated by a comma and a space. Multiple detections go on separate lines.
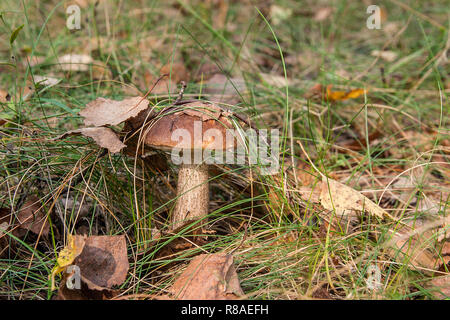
262, 73, 292, 88
371, 50, 398, 62
193, 62, 221, 82
17, 196, 50, 236
143, 61, 188, 94
58, 54, 94, 72
33, 75, 61, 88
24, 55, 45, 68
270, 5, 292, 25
386, 217, 450, 270
16, 81, 35, 102
80, 96, 149, 127
160, 62, 189, 84
439, 241, 450, 267
0, 208, 12, 257
145, 76, 177, 95
204, 74, 246, 104
0, 89, 10, 103
54, 276, 120, 300
320, 178, 387, 218
390, 237, 438, 270
74, 235, 129, 291
314, 7, 333, 21
57, 127, 126, 153
429, 275, 450, 299
170, 253, 244, 300
91, 60, 112, 80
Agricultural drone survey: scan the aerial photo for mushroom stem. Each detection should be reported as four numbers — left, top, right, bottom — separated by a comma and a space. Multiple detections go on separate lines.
172, 163, 209, 229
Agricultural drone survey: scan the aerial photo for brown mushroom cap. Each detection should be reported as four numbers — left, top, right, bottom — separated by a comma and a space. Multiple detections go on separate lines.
144, 101, 240, 152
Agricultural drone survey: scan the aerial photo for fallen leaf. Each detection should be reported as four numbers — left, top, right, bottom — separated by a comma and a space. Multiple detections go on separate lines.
73, 235, 129, 290
326, 86, 366, 101
193, 62, 221, 82
320, 178, 387, 218
270, 5, 292, 26
262, 73, 291, 88
57, 127, 126, 153
143, 60, 188, 94
204, 74, 246, 104
170, 253, 244, 300
58, 54, 94, 72
390, 236, 438, 270
54, 274, 120, 300
24, 55, 45, 67
439, 241, 450, 267
429, 275, 450, 299
386, 217, 450, 270
51, 234, 87, 290
0, 89, 10, 103
91, 60, 112, 80
160, 62, 189, 84
17, 196, 50, 236
371, 50, 398, 62
0, 208, 12, 257
16, 81, 35, 101
80, 96, 150, 127
211, 0, 229, 29
33, 75, 61, 88
313, 7, 333, 22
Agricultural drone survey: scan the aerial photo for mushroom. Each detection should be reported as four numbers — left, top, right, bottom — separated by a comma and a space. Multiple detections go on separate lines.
141, 101, 244, 230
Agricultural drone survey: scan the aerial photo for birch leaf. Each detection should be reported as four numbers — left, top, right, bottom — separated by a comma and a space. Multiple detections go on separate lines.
320, 178, 386, 218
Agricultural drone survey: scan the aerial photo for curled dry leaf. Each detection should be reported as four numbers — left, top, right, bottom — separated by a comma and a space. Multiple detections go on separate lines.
57, 127, 126, 153
320, 178, 387, 218
17, 196, 50, 236
73, 235, 129, 290
80, 96, 149, 127
170, 253, 244, 300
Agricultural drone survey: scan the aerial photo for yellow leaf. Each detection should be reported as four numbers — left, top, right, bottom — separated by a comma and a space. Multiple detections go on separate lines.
50, 234, 86, 290
326, 85, 366, 101
344, 88, 366, 99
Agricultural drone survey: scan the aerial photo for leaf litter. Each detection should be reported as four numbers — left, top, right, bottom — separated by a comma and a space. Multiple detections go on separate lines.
52, 234, 129, 299
168, 253, 244, 300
